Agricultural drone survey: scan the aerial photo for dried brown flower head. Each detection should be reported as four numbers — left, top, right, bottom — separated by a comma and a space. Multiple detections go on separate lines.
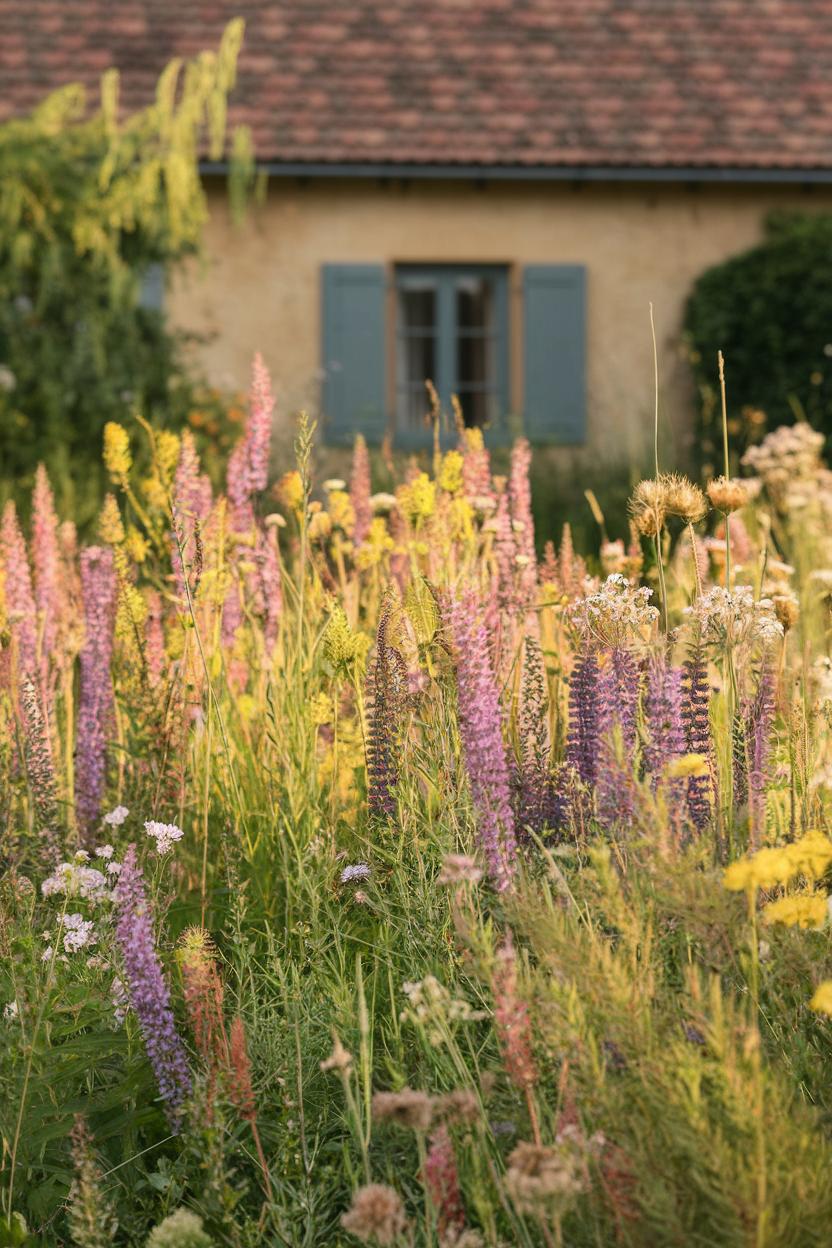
436, 1088, 481, 1126
372, 1088, 434, 1132
706, 476, 749, 513
437, 854, 483, 886
504, 1140, 585, 1217
660, 473, 709, 524
341, 1184, 408, 1246
772, 591, 800, 632
628, 478, 667, 536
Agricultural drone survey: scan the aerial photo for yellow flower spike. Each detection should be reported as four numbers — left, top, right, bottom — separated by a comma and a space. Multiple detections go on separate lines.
788, 829, 832, 880
124, 527, 150, 564
322, 604, 363, 669
810, 982, 832, 1015
328, 490, 356, 534
397, 473, 436, 523
309, 692, 334, 725
276, 470, 304, 513
763, 892, 828, 929
98, 493, 125, 545
103, 421, 132, 485
155, 430, 181, 483
308, 510, 333, 543
438, 450, 464, 495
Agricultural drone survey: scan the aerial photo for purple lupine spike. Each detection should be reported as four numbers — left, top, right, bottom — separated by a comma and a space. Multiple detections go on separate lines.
682, 640, 714, 831
349, 434, 372, 546
747, 659, 776, 848
444, 593, 517, 892
227, 353, 274, 529
508, 438, 537, 600
365, 601, 408, 819
596, 647, 641, 828
1, 500, 37, 677
31, 464, 61, 671
643, 656, 685, 784
114, 845, 191, 1128
75, 547, 116, 833
566, 650, 602, 790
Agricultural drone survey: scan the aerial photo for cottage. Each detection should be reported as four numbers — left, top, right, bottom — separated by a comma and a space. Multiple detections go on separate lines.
5, 1, 832, 468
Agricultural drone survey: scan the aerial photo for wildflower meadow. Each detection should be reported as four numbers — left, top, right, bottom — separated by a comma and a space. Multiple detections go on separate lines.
4, 353, 832, 1247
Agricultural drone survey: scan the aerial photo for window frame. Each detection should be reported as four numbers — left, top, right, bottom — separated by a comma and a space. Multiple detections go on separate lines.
393, 263, 510, 449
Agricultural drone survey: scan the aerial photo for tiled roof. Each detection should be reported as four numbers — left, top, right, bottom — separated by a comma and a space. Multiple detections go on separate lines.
3, 1, 832, 171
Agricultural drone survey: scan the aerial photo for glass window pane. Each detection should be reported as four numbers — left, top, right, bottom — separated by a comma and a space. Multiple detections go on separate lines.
457, 333, 495, 388
397, 333, 435, 392
455, 388, 496, 430
456, 276, 494, 332
399, 284, 436, 331
396, 386, 431, 432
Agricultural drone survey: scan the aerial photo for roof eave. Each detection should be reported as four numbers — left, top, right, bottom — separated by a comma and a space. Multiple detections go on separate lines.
200, 159, 832, 184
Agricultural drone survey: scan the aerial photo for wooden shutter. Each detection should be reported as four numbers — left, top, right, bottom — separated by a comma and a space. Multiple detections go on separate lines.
523, 265, 586, 443
321, 264, 387, 445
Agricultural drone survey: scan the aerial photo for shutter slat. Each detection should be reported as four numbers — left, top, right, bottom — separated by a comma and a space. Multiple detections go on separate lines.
322, 264, 386, 444
523, 265, 586, 443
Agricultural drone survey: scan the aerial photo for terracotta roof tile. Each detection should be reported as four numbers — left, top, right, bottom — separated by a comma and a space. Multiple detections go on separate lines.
2, 1, 832, 170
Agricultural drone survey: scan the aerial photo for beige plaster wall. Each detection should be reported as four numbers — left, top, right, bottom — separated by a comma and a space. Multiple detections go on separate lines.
168, 177, 832, 470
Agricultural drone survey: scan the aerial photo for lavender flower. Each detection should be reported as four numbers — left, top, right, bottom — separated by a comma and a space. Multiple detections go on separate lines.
444, 593, 517, 891
643, 655, 685, 783
566, 652, 602, 790
75, 547, 117, 834
596, 647, 641, 828
513, 636, 561, 837
681, 641, 714, 831
349, 433, 372, 546
144, 820, 184, 855
1, 499, 37, 675
492, 490, 518, 612
340, 862, 371, 885
114, 845, 191, 1128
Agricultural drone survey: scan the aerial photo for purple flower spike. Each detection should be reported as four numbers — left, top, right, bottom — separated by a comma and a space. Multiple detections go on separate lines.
349, 434, 372, 547
566, 651, 602, 790
75, 547, 116, 833
682, 641, 714, 831
445, 593, 517, 892
115, 845, 191, 1129
1, 499, 37, 677
643, 655, 685, 784
227, 352, 274, 530
747, 659, 776, 847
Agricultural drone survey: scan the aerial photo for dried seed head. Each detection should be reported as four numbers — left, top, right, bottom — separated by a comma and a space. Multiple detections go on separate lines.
341, 1184, 408, 1246
660, 473, 709, 524
372, 1088, 434, 1132
320, 1033, 353, 1073
628, 478, 667, 535
706, 476, 749, 513
772, 591, 800, 632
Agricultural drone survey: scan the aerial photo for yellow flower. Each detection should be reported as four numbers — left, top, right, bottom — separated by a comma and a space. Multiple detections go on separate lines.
763, 892, 828, 929
155, 430, 181, 484
308, 510, 332, 543
309, 691, 334, 725
103, 422, 132, 485
329, 490, 356, 534
438, 450, 464, 495
666, 753, 710, 779
448, 496, 475, 542
789, 829, 832, 880
354, 518, 394, 570
124, 527, 150, 564
276, 470, 304, 513
810, 981, 832, 1015
723, 830, 832, 893
461, 426, 484, 455
98, 493, 125, 545
397, 473, 436, 523
141, 474, 168, 511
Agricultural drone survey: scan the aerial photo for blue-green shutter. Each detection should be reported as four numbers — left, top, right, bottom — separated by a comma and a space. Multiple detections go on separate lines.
322, 264, 387, 444
523, 265, 586, 443
139, 262, 164, 310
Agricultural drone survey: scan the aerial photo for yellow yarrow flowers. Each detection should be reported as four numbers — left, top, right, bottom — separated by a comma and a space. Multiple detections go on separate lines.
723, 830, 832, 893
810, 982, 832, 1015
397, 473, 436, 523
763, 893, 828, 929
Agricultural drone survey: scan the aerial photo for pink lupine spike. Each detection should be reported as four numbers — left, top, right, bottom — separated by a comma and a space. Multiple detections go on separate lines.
227, 352, 274, 530
75, 547, 117, 833
31, 464, 61, 670
1, 499, 37, 676
509, 437, 537, 599
172, 430, 211, 601
349, 434, 372, 546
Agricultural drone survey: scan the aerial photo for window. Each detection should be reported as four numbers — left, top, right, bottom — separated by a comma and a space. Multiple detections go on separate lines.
395, 265, 509, 443
321, 262, 586, 447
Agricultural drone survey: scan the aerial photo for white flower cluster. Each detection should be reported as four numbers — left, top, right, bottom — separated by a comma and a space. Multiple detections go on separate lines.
41, 855, 109, 903
62, 913, 97, 954
103, 805, 129, 827
400, 975, 488, 1046
340, 862, 371, 885
571, 573, 658, 645
684, 585, 783, 650
742, 422, 824, 488
144, 820, 184, 854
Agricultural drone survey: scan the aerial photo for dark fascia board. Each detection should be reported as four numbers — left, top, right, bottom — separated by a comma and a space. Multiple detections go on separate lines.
200, 159, 832, 185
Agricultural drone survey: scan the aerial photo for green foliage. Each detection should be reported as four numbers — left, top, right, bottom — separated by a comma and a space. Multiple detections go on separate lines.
146, 1210, 214, 1248
0, 20, 252, 527
684, 211, 832, 470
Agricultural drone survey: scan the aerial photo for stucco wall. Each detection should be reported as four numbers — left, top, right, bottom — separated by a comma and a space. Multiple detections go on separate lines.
168, 177, 832, 470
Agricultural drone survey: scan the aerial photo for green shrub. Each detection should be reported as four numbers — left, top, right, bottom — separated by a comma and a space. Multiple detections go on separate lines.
0, 20, 252, 528
684, 211, 832, 469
